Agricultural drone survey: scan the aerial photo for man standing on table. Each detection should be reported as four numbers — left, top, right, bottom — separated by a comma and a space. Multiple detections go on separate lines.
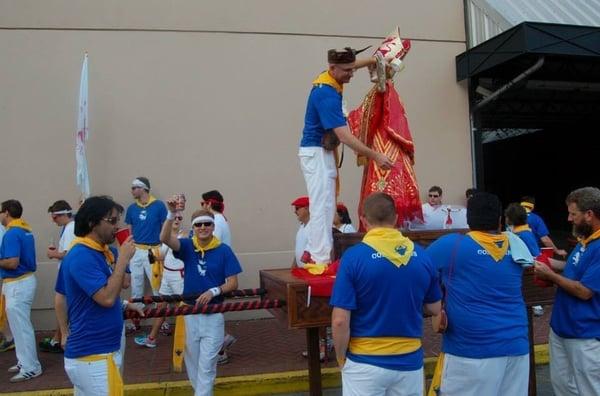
161, 198, 242, 396
535, 187, 600, 395
0, 199, 42, 382
125, 177, 167, 333
330, 192, 441, 395
299, 47, 393, 271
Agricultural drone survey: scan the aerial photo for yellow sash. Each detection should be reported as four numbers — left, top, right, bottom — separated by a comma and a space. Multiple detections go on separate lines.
2, 272, 33, 283
467, 231, 508, 262
349, 337, 421, 355
150, 247, 163, 291
312, 71, 343, 94
134, 195, 157, 209
512, 225, 532, 233
362, 228, 414, 267
581, 228, 600, 248
71, 237, 115, 265
6, 219, 32, 232
520, 202, 534, 213
172, 314, 186, 372
134, 243, 159, 250
0, 294, 5, 331
78, 353, 123, 396
427, 352, 445, 396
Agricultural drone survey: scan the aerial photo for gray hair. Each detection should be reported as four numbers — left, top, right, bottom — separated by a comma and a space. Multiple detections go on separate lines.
566, 187, 600, 218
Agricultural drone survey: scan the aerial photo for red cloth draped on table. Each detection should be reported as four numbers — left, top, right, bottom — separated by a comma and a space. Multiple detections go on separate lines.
348, 80, 423, 230
291, 260, 339, 297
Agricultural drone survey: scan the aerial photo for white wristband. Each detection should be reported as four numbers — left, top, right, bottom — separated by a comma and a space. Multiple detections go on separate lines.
209, 287, 221, 297
166, 212, 175, 221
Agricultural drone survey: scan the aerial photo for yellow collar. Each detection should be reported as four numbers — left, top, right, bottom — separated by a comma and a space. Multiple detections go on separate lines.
6, 219, 32, 232
362, 227, 414, 267
135, 195, 157, 208
192, 235, 220, 258
520, 202, 534, 213
512, 225, 532, 233
71, 236, 115, 265
467, 231, 508, 262
581, 228, 600, 248
312, 71, 343, 94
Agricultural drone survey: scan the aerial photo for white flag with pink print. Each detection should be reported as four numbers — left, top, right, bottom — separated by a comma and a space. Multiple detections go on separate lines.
76, 53, 90, 198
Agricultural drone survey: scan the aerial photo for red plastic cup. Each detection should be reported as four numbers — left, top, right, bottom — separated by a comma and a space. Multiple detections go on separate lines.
533, 254, 553, 288
115, 228, 130, 245
540, 247, 554, 260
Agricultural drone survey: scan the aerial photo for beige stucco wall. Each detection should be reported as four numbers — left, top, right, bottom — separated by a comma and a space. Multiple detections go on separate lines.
0, 0, 471, 329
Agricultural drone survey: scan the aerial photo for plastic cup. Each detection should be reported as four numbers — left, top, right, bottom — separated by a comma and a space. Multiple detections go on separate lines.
540, 247, 554, 260
115, 228, 130, 245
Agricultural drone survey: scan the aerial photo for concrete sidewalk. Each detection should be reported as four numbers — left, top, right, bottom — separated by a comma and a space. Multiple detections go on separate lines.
0, 306, 552, 395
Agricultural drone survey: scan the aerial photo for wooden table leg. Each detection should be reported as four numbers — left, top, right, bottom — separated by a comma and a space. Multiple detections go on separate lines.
527, 306, 537, 396
306, 327, 323, 396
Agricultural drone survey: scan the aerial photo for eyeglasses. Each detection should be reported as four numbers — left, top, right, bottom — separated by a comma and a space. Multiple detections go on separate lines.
102, 216, 120, 225
428, 194, 440, 198
174, 216, 183, 221
193, 221, 214, 228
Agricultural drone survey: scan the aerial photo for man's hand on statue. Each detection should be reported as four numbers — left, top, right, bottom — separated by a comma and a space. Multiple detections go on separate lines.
374, 152, 394, 170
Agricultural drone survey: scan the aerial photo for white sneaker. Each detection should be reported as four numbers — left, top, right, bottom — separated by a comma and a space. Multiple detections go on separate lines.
10, 369, 42, 382
7, 364, 20, 373
217, 352, 229, 365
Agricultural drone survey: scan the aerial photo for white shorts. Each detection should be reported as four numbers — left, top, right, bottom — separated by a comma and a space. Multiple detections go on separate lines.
158, 269, 184, 295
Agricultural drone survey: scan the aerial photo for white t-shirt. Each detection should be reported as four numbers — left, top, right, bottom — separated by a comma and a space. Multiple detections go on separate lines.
58, 221, 76, 253
213, 213, 232, 247
160, 242, 184, 271
294, 224, 308, 268
337, 223, 356, 233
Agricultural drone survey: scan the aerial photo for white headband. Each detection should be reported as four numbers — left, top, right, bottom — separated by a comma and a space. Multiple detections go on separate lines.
51, 210, 72, 215
132, 179, 149, 190
192, 215, 214, 225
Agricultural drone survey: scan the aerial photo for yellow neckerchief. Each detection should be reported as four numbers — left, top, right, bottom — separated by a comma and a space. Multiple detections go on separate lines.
135, 195, 157, 209
6, 219, 32, 232
427, 352, 446, 396
312, 71, 343, 94
70, 237, 115, 265
78, 353, 123, 396
467, 231, 508, 262
192, 235, 220, 258
581, 228, 600, 248
520, 202, 534, 213
362, 227, 414, 267
512, 224, 532, 234
349, 337, 421, 356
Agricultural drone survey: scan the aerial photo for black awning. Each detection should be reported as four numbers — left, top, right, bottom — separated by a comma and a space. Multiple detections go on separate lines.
456, 22, 600, 82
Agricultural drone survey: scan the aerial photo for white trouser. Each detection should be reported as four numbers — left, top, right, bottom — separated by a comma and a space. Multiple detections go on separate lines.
299, 146, 337, 264
130, 247, 158, 298
2, 274, 41, 373
64, 350, 122, 396
550, 328, 600, 395
440, 353, 529, 396
184, 313, 224, 396
159, 270, 184, 295
342, 358, 423, 396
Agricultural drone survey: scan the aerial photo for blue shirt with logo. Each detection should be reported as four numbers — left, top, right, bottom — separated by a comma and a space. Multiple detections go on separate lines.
125, 200, 167, 245
0, 226, 36, 278
426, 233, 529, 358
515, 229, 541, 257
57, 244, 123, 358
527, 212, 549, 243
550, 238, 600, 339
330, 242, 441, 370
173, 238, 242, 304
300, 84, 346, 147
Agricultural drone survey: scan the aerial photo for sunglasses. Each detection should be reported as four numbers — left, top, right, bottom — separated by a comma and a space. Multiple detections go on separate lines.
428, 194, 440, 198
174, 216, 183, 221
103, 216, 120, 225
193, 221, 214, 228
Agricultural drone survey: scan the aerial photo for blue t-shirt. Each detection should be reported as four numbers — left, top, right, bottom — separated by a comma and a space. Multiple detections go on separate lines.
515, 229, 541, 257
300, 83, 346, 147
426, 233, 529, 358
125, 200, 167, 245
0, 226, 36, 279
550, 239, 600, 339
330, 243, 441, 371
527, 212, 549, 243
173, 239, 242, 304
58, 244, 123, 358
56, 246, 122, 294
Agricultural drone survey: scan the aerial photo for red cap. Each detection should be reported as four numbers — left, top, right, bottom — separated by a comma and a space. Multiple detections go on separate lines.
291, 196, 309, 208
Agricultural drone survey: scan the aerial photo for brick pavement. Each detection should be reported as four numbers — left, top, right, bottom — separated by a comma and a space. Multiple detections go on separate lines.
0, 307, 552, 393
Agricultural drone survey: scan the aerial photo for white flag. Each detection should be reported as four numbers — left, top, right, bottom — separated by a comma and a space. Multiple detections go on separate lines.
76, 53, 90, 198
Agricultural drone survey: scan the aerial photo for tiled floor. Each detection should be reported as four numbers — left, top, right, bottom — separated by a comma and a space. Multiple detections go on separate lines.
0, 306, 552, 393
